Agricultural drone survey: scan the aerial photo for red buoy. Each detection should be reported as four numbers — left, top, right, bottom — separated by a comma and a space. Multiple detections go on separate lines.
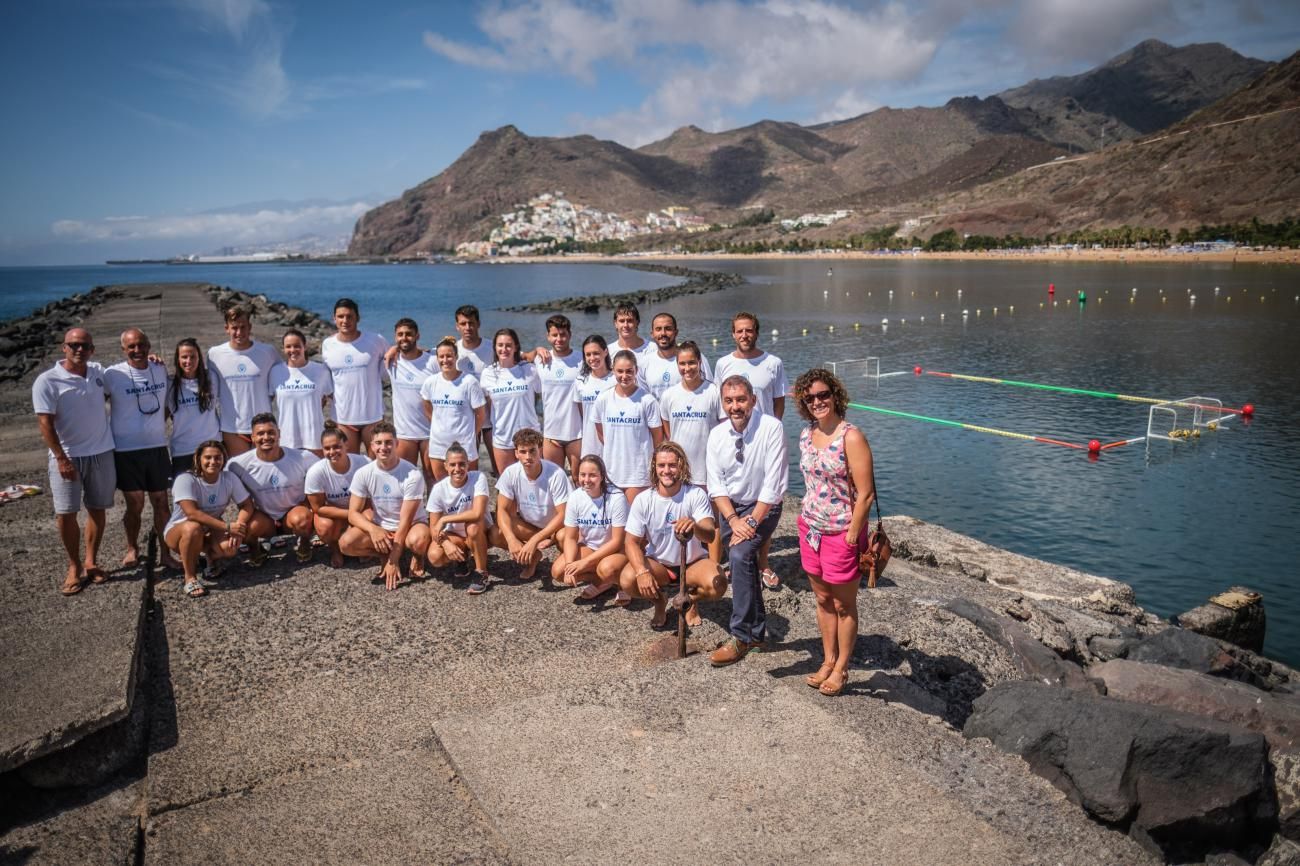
1088, 439, 1102, 454
1049, 283, 1056, 294
914, 366, 922, 375
1242, 403, 1255, 418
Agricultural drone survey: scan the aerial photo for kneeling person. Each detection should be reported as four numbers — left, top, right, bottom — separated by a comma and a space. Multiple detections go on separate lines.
551, 454, 629, 602
340, 421, 431, 590
228, 413, 318, 565
164, 441, 255, 598
621, 442, 726, 629
489, 428, 570, 580
425, 441, 493, 593
304, 422, 369, 567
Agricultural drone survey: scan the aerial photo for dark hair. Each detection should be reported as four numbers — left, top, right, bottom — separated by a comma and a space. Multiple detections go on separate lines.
512, 427, 543, 449
612, 349, 638, 370
223, 303, 251, 324
394, 317, 419, 333
189, 439, 227, 476
372, 420, 397, 437
652, 312, 677, 330
793, 368, 850, 422
454, 305, 480, 324
650, 441, 691, 487
321, 419, 348, 445
578, 454, 613, 495
333, 298, 360, 318
250, 412, 278, 429
435, 336, 459, 357
719, 374, 754, 398
492, 328, 522, 366
677, 340, 701, 363
282, 328, 307, 348
612, 303, 640, 324
580, 335, 610, 377
732, 310, 760, 332
545, 314, 571, 333
445, 440, 469, 462
169, 338, 213, 414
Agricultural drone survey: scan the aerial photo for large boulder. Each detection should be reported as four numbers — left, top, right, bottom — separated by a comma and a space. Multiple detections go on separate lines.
1176, 587, 1267, 653
1126, 627, 1293, 692
944, 598, 1100, 692
965, 681, 1277, 861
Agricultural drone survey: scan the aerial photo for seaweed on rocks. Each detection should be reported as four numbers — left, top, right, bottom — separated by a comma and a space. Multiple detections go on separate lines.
498, 263, 745, 313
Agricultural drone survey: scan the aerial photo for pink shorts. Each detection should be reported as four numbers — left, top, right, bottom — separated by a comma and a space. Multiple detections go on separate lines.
798, 515, 867, 585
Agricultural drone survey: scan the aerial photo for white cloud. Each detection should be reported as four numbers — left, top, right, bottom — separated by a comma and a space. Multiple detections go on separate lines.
176, 0, 270, 41
1008, 0, 1180, 64
50, 201, 373, 246
809, 91, 882, 125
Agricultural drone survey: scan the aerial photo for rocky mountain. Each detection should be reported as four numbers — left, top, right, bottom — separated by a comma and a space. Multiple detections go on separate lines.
348, 40, 1283, 255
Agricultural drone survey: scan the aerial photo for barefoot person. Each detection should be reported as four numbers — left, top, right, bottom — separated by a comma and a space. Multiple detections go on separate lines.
105, 328, 180, 570
321, 298, 388, 455
536, 314, 583, 481
490, 428, 570, 581
479, 328, 541, 473
640, 313, 713, 401
706, 375, 789, 667
163, 441, 254, 598
594, 350, 663, 503
425, 441, 492, 594
167, 338, 222, 478
421, 337, 486, 482
227, 413, 318, 565
304, 422, 369, 568
387, 318, 437, 468
208, 304, 280, 457
620, 442, 727, 629
33, 328, 116, 595
552, 455, 629, 602
572, 335, 614, 461
795, 369, 875, 697
339, 422, 431, 590
269, 329, 333, 457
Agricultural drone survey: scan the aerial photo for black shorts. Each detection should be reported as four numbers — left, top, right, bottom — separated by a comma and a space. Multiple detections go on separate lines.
114, 446, 172, 493
170, 454, 195, 478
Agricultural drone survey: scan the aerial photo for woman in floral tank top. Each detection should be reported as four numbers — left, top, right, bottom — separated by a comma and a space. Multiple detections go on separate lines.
794, 368, 876, 696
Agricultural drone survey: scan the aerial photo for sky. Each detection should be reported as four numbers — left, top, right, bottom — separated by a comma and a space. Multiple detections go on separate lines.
1, 0, 1296, 265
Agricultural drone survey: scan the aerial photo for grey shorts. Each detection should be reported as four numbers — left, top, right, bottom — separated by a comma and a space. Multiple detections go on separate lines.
48, 450, 117, 515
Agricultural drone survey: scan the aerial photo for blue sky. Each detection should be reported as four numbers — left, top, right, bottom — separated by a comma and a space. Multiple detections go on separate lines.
2, 0, 1296, 265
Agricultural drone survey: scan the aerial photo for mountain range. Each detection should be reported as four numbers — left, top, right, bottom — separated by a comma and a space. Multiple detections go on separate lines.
348, 40, 1291, 255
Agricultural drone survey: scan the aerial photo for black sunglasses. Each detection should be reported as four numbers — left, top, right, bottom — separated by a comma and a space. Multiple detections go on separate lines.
735, 435, 745, 464
65, 341, 92, 351
135, 367, 161, 416
803, 389, 833, 404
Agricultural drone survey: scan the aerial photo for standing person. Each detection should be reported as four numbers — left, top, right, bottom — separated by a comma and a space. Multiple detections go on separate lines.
227, 413, 318, 565
33, 328, 116, 595
593, 350, 663, 503
536, 314, 584, 481
640, 313, 713, 401
163, 441, 254, 598
620, 442, 727, 629
479, 328, 541, 473
706, 376, 789, 667
660, 341, 725, 564
795, 369, 875, 697
453, 304, 496, 470
489, 428, 570, 581
552, 455, 629, 601
320, 298, 388, 455
269, 329, 333, 456
572, 335, 614, 462
425, 441, 493, 594
611, 302, 653, 360
340, 422, 431, 590
104, 328, 179, 571
167, 338, 222, 478
208, 304, 280, 457
304, 422, 369, 568
421, 337, 486, 482
386, 318, 437, 468
713, 311, 788, 590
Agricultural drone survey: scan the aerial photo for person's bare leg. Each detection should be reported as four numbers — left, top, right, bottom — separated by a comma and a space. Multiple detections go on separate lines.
622, 486, 645, 505
168, 523, 205, 585
480, 429, 498, 474
121, 490, 145, 566
807, 574, 839, 685
563, 439, 582, 483
467, 522, 489, 572
396, 438, 421, 466
682, 558, 727, 627
500, 513, 541, 578
543, 439, 565, 470
84, 507, 107, 577
222, 432, 251, 456
492, 446, 516, 475
150, 490, 181, 569
56, 513, 83, 592
338, 424, 363, 454
828, 580, 859, 679
618, 559, 673, 627
314, 514, 346, 566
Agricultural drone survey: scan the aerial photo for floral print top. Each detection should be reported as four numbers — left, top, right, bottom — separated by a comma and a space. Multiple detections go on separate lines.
799, 421, 857, 534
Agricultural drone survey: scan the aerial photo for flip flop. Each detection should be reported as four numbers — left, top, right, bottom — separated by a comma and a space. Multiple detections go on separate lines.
611, 590, 632, 607
86, 567, 109, 584
577, 581, 613, 601
60, 573, 88, 596
181, 579, 207, 598
760, 568, 781, 590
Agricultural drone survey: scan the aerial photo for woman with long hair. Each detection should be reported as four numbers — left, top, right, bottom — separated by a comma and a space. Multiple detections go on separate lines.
793, 368, 875, 697
304, 422, 370, 567
167, 338, 222, 478
162, 440, 254, 598
478, 328, 541, 472
593, 349, 662, 503
572, 335, 614, 461
269, 329, 333, 456
552, 454, 629, 602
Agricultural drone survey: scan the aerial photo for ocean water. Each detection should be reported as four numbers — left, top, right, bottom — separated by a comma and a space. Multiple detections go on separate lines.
3, 259, 1299, 663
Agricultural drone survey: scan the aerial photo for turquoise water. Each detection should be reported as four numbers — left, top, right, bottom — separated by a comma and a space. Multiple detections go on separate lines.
4, 259, 1299, 663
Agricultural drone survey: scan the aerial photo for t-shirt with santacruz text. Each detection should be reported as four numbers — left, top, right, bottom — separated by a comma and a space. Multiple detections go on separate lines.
304, 453, 369, 509
104, 360, 169, 451
420, 372, 485, 460
625, 484, 713, 565
425, 471, 493, 537
164, 470, 250, 536
350, 458, 427, 531
573, 372, 614, 459
168, 374, 223, 457
269, 361, 333, 450
228, 447, 318, 520
658, 380, 723, 486
480, 363, 541, 449
563, 487, 628, 550
208, 341, 280, 434
593, 387, 661, 488
321, 332, 388, 426
639, 350, 714, 402
496, 459, 571, 527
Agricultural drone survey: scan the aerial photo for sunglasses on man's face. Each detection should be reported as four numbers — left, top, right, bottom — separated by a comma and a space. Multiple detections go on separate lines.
65, 341, 92, 351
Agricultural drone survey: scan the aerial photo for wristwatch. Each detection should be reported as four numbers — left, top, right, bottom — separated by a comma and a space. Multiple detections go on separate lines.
744, 516, 758, 529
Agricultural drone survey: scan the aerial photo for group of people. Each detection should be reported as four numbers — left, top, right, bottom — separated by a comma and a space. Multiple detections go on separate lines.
33, 296, 874, 685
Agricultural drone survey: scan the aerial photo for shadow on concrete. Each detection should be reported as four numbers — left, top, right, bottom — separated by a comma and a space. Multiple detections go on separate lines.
146, 603, 179, 758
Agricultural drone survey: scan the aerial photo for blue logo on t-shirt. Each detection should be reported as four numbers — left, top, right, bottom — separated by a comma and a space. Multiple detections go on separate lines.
555, 367, 565, 379
237, 363, 248, 374
345, 354, 354, 364
208, 494, 216, 504
383, 483, 392, 494
661, 371, 670, 383
270, 473, 280, 485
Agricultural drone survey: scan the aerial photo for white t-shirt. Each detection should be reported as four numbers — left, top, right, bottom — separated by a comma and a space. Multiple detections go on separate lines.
535, 351, 583, 441
658, 381, 723, 486
573, 372, 614, 459
480, 364, 541, 449
456, 339, 493, 379
321, 332, 389, 426
31, 361, 115, 458
593, 387, 661, 488
104, 360, 169, 452
386, 352, 437, 440
164, 470, 250, 536
612, 338, 656, 364
640, 350, 713, 402
304, 453, 369, 509
228, 447, 318, 520
350, 458, 427, 531
563, 487, 629, 550
208, 341, 280, 434
713, 351, 788, 418
168, 375, 223, 457
269, 361, 334, 450
426, 470, 493, 537
496, 459, 571, 527
625, 484, 713, 564
420, 372, 486, 460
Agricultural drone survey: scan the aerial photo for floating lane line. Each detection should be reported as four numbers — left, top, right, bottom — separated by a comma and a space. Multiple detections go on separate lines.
923, 370, 1247, 414
845, 401, 1086, 450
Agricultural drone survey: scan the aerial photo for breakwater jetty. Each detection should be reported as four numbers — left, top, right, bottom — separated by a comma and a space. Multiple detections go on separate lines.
499, 263, 744, 313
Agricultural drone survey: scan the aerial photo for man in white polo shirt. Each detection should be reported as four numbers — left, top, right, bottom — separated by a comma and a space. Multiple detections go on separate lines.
705, 375, 788, 667
228, 413, 318, 565
104, 328, 180, 571
33, 328, 117, 596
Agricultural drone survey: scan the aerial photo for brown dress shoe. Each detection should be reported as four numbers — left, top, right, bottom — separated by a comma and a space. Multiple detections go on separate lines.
710, 636, 761, 667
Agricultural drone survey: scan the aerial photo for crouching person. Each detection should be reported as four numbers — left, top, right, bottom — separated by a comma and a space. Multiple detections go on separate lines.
489, 427, 570, 581
304, 422, 369, 567
227, 413, 318, 565
339, 421, 431, 590
425, 441, 492, 594
164, 440, 255, 597
621, 442, 727, 629
551, 454, 629, 602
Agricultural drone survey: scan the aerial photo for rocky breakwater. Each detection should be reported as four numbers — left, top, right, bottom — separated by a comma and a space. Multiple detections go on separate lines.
203, 285, 332, 346
0, 287, 126, 382
499, 263, 744, 313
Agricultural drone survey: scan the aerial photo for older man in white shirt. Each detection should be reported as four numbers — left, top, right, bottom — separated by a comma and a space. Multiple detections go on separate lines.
705, 374, 788, 666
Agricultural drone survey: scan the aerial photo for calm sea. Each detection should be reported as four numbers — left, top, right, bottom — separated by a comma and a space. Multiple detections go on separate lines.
3, 259, 1299, 663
